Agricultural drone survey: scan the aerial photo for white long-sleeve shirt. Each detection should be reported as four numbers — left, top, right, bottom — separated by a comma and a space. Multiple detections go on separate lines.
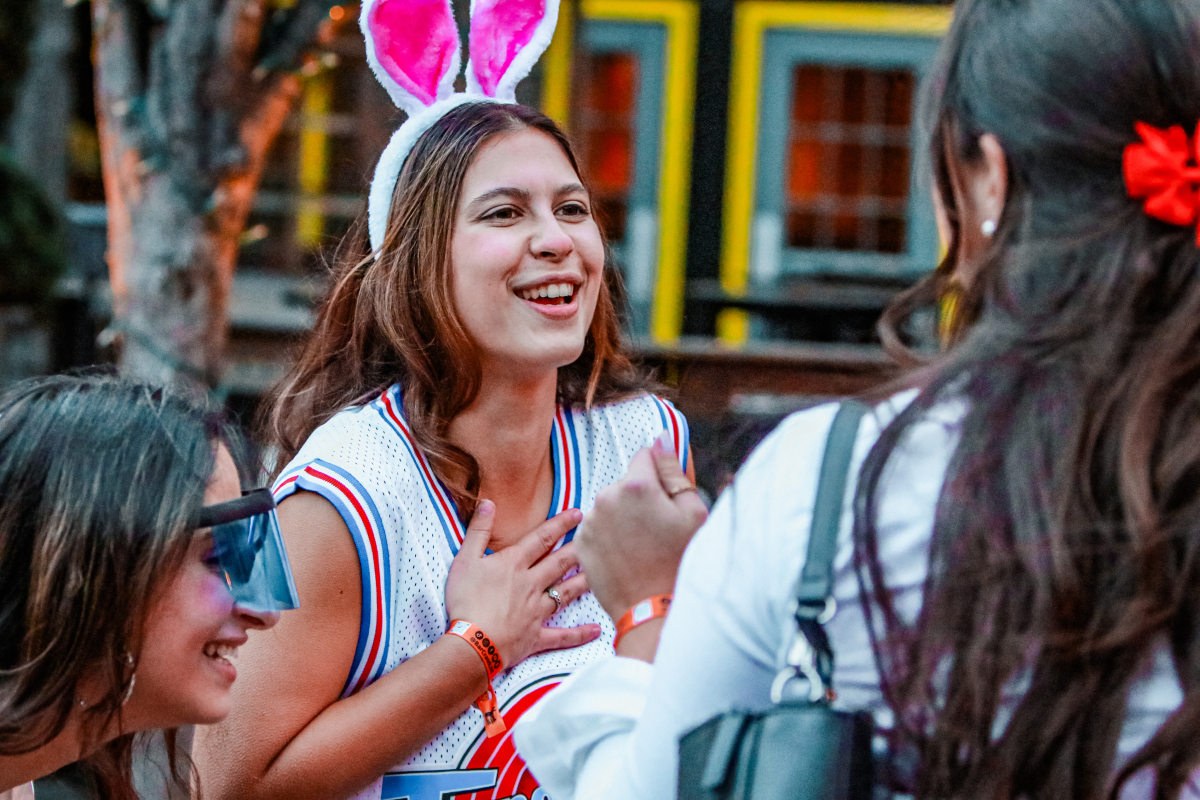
514, 395, 1187, 799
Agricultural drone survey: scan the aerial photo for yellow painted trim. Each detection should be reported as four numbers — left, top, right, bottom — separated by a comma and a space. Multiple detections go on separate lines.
582, 0, 699, 343
719, 1, 953, 344
297, 73, 332, 248
541, 0, 574, 127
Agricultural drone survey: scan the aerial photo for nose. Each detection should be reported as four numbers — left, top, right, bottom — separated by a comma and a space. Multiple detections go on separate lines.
234, 604, 280, 631
530, 210, 574, 262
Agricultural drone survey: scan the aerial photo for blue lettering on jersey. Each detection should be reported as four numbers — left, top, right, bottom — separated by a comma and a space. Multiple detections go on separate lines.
381, 769, 495, 800
379, 771, 552, 800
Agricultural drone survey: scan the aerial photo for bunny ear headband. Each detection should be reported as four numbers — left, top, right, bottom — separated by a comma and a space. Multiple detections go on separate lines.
361, 0, 560, 253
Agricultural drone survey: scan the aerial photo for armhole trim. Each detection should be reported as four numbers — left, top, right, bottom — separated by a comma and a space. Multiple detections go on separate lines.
651, 395, 691, 473
275, 461, 392, 696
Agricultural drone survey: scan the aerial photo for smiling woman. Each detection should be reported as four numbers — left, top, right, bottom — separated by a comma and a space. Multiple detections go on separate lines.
191, 98, 693, 800
0, 375, 285, 800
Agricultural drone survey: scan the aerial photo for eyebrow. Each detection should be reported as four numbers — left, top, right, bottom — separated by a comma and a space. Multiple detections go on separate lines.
467, 183, 589, 210
469, 187, 532, 208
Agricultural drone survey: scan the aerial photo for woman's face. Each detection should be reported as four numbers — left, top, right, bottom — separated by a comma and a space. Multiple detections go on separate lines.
450, 127, 605, 380
124, 444, 278, 729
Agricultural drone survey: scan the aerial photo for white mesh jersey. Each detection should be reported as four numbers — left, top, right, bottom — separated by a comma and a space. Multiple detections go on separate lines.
273, 385, 689, 800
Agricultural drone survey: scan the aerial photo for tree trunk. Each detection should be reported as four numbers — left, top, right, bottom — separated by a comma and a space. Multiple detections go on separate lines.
93, 0, 313, 390
7, 0, 73, 206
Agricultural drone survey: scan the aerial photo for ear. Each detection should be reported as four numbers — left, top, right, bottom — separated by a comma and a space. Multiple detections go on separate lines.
972, 133, 1008, 233
361, 0, 462, 116
466, 0, 560, 101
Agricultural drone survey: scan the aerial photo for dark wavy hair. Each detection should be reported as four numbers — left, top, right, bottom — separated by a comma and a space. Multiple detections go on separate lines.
0, 374, 241, 799
858, 0, 1200, 798
262, 101, 653, 520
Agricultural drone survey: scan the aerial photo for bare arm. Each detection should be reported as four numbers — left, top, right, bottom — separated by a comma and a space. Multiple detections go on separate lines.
193, 492, 597, 800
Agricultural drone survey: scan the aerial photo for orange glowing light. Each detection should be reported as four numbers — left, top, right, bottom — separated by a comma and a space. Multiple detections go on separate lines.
329, 6, 345, 21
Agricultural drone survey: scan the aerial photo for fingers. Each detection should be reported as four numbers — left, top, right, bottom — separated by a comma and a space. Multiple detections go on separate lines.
545, 572, 589, 610
513, 508, 583, 567
459, 499, 496, 558
651, 433, 690, 493
530, 540, 581, 590
535, 623, 603, 655
620, 446, 659, 486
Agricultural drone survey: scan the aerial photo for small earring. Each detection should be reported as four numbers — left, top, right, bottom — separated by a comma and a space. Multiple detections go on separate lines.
121, 652, 136, 705
981, 219, 997, 237
121, 673, 136, 705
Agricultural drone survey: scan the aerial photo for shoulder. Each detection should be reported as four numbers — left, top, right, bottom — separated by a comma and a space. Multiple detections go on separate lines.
578, 391, 691, 434
574, 393, 690, 467
273, 386, 421, 510
736, 390, 922, 500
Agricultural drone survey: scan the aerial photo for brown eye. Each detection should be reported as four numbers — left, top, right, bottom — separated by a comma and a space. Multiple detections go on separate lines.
482, 206, 519, 221
558, 202, 589, 218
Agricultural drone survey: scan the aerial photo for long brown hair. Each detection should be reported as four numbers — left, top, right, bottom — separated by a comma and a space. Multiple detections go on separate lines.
0, 374, 240, 799
263, 102, 651, 519
860, 0, 1200, 797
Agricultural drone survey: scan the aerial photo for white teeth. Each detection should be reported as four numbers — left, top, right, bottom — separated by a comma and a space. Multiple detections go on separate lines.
204, 643, 237, 661
518, 283, 576, 302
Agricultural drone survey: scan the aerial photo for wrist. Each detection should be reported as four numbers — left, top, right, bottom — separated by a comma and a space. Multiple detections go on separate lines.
444, 620, 507, 739
613, 593, 672, 653
445, 620, 504, 680
440, 628, 491, 688
613, 616, 664, 663
608, 580, 677, 623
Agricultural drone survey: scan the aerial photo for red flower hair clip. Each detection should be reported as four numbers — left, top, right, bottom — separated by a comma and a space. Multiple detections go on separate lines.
1124, 121, 1200, 244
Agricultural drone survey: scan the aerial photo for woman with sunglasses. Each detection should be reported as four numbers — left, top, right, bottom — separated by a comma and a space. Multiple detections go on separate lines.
0, 375, 293, 800
516, 0, 1200, 797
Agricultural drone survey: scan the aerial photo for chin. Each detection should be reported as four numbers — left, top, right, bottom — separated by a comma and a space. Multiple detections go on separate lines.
180, 690, 233, 726
189, 700, 232, 726
551, 344, 588, 371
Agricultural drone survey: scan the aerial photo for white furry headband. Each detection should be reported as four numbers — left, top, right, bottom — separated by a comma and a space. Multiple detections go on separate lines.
361, 0, 561, 253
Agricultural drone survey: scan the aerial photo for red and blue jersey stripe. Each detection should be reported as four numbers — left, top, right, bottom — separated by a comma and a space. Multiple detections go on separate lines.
375, 387, 584, 553
273, 459, 392, 697
651, 395, 690, 472
374, 388, 467, 554
549, 405, 583, 543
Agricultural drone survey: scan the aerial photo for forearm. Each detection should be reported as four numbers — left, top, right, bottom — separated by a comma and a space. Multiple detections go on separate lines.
226, 636, 487, 800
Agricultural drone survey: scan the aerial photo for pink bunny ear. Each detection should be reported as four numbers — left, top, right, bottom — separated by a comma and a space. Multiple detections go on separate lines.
467, 0, 560, 101
361, 0, 462, 115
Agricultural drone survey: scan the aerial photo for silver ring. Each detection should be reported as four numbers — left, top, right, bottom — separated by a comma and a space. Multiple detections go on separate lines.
546, 587, 563, 610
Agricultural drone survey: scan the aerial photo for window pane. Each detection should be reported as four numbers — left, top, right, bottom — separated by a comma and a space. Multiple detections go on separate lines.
878, 216, 906, 254
880, 146, 910, 198
578, 51, 640, 244
883, 72, 914, 126
791, 65, 826, 123
842, 69, 867, 125
788, 139, 822, 200
586, 53, 638, 115
783, 64, 916, 255
835, 143, 864, 196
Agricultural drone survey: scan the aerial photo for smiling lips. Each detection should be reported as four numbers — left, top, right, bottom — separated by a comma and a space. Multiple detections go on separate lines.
203, 641, 239, 682
518, 282, 576, 306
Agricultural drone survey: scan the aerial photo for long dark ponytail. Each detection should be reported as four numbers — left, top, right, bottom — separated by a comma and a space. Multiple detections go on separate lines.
860, 0, 1200, 797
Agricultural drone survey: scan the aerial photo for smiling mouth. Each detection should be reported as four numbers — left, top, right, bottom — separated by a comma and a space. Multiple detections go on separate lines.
203, 642, 237, 666
517, 282, 577, 306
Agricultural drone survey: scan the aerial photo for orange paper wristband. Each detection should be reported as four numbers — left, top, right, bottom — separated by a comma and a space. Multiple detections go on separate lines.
447, 620, 506, 737
614, 594, 672, 650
